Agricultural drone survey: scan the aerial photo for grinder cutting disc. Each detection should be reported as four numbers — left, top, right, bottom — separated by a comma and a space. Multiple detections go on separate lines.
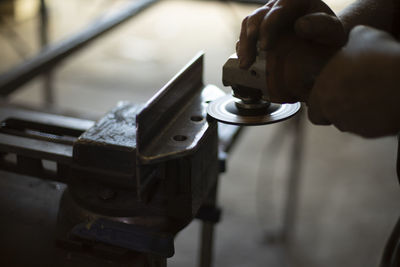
207, 95, 301, 126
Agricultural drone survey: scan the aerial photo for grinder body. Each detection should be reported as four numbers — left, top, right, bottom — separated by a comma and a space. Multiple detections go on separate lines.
207, 33, 338, 126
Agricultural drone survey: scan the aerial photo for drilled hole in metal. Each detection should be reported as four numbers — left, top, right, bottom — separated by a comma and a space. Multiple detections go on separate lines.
173, 135, 187, 142
3, 153, 16, 164
42, 160, 57, 172
190, 115, 203, 122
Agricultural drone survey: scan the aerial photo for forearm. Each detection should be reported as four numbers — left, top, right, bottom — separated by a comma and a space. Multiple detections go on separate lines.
308, 25, 400, 137
338, 0, 398, 36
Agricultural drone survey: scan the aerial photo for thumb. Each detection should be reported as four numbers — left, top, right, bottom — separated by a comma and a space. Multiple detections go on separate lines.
294, 12, 346, 47
307, 89, 331, 125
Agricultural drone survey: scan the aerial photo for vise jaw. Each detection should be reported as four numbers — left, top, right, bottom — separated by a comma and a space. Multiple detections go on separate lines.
70, 53, 223, 227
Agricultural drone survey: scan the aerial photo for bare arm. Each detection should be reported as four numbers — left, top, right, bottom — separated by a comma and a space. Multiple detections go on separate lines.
338, 0, 398, 36
307, 25, 400, 137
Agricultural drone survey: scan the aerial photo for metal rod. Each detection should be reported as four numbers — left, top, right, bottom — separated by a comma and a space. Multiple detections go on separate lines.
0, 0, 159, 97
281, 109, 305, 242
198, 182, 219, 267
0, 17, 30, 59
39, 0, 54, 105
199, 222, 215, 267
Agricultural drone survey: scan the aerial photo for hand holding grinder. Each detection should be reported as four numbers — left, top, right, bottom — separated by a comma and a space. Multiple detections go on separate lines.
208, 12, 343, 125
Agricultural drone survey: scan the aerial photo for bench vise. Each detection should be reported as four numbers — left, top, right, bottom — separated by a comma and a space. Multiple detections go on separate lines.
0, 53, 240, 266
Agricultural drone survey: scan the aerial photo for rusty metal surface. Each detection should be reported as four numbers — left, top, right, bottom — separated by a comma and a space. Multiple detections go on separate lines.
74, 102, 142, 174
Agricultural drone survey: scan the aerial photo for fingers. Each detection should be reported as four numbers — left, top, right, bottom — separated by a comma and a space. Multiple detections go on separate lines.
237, 17, 253, 68
238, 6, 270, 68
294, 12, 346, 47
266, 0, 276, 8
259, 1, 308, 50
247, 6, 270, 41
237, 17, 247, 57
237, 0, 311, 67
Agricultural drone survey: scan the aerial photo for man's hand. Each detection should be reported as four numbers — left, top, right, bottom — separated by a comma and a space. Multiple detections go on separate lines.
307, 25, 400, 137
237, 0, 346, 68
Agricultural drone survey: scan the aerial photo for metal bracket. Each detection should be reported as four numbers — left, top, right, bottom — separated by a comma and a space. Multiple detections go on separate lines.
136, 53, 223, 199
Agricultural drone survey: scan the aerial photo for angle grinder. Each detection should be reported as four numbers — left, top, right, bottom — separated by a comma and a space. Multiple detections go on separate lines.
207, 52, 301, 126
207, 34, 338, 126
